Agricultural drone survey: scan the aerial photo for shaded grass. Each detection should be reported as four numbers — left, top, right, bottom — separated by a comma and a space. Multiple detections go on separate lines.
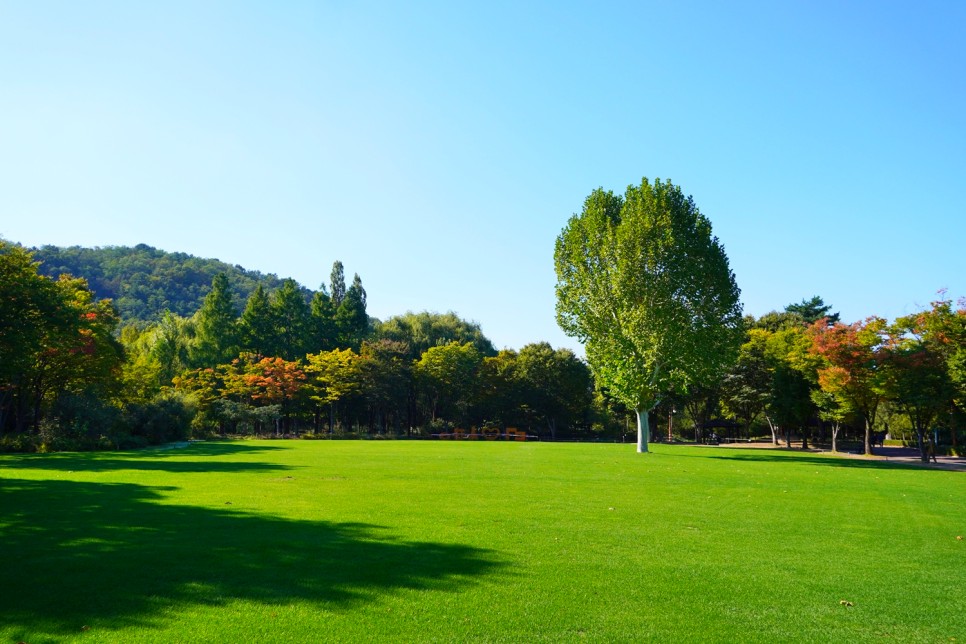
1, 441, 963, 642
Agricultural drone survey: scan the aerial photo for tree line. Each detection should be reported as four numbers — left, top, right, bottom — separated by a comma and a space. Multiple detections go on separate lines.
3, 237, 964, 459
1, 241, 600, 451
700, 296, 965, 461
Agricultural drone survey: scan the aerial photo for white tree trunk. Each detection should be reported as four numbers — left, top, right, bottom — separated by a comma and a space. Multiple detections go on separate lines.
636, 408, 651, 453
765, 415, 779, 445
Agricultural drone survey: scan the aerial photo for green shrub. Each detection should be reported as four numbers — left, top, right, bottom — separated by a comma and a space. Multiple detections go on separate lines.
123, 392, 195, 445
0, 433, 39, 453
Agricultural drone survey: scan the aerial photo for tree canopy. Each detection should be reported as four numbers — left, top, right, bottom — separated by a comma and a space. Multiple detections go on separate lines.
555, 178, 743, 452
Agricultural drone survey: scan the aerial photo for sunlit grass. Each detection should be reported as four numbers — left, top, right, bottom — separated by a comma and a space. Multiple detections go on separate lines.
1, 441, 963, 642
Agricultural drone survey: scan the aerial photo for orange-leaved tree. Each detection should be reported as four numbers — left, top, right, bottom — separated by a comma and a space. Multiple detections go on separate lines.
808, 317, 888, 456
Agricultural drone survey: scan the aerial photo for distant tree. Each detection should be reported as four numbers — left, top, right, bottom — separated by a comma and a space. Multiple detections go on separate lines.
477, 349, 524, 429
173, 365, 227, 426
752, 310, 806, 333
763, 327, 817, 447
785, 296, 840, 325
885, 310, 956, 461
335, 274, 369, 349
413, 341, 482, 425
904, 295, 966, 450
330, 261, 346, 307
810, 379, 854, 453
679, 383, 722, 443
43, 276, 125, 408
720, 329, 771, 438
191, 273, 239, 367
554, 178, 743, 452
357, 340, 411, 433
375, 311, 496, 360
309, 288, 338, 354
808, 317, 888, 455
514, 342, 592, 440
237, 356, 306, 434
119, 324, 164, 403
271, 279, 312, 361
239, 284, 274, 358
304, 348, 362, 432
150, 312, 194, 385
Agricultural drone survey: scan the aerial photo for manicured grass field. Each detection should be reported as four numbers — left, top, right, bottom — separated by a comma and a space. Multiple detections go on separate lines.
2, 440, 963, 642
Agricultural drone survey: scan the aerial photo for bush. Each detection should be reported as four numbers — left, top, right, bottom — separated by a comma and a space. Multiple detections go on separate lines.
0, 433, 39, 453
423, 419, 453, 436
122, 392, 195, 445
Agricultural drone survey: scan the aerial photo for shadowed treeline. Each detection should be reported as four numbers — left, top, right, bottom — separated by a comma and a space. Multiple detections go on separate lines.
0, 475, 504, 640
4, 441, 291, 474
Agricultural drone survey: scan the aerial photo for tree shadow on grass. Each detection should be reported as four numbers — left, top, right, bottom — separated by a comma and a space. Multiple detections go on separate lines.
0, 441, 292, 474
0, 478, 505, 641
680, 448, 947, 472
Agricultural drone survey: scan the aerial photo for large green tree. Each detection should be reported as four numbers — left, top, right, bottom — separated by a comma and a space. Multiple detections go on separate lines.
0, 242, 125, 435
1, 243, 63, 432
554, 178, 743, 452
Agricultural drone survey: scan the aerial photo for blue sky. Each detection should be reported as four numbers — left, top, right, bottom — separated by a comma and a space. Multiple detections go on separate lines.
2, 1, 964, 353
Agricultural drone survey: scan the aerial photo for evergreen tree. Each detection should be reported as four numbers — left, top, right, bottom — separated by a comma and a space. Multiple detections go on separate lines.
785, 296, 840, 325
191, 273, 238, 367
330, 261, 346, 307
336, 273, 369, 349
240, 284, 275, 358
271, 279, 312, 360
309, 288, 338, 354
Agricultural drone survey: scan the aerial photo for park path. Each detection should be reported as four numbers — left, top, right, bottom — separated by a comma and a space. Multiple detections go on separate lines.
840, 444, 966, 471
709, 441, 966, 471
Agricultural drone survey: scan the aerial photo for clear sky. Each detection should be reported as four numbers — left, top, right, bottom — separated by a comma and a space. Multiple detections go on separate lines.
2, 1, 964, 354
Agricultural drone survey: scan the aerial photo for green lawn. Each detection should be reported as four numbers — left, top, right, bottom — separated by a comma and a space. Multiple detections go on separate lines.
1, 441, 963, 643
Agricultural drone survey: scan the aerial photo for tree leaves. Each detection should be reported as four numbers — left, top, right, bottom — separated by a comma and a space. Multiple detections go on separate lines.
554, 178, 743, 444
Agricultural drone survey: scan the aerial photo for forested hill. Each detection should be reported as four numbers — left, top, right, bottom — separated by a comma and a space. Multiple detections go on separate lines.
30, 244, 300, 324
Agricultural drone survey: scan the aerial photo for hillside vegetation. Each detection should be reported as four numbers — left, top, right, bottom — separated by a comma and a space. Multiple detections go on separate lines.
31, 244, 297, 324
